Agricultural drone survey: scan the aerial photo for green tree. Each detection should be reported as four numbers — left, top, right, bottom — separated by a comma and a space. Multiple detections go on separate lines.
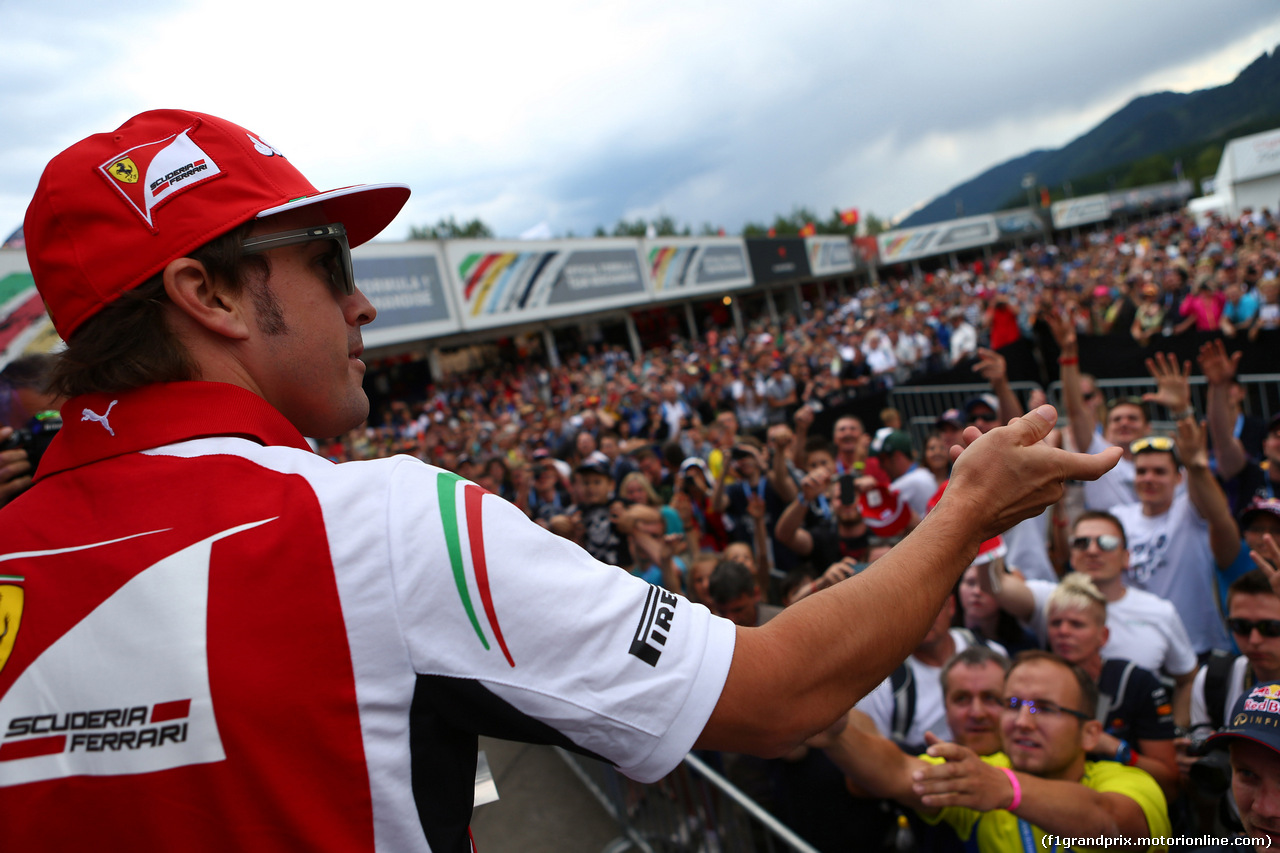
1122, 153, 1175, 188
607, 216, 689, 237
409, 216, 494, 240
1192, 144, 1223, 184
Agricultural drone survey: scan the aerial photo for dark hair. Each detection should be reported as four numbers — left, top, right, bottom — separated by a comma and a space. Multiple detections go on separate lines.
708, 559, 757, 605
629, 445, 658, 462
1072, 510, 1128, 549
1009, 650, 1099, 718
804, 436, 837, 458
661, 440, 685, 471
1229, 569, 1277, 605
0, 353, 57, 390
49, 222, 264, 398
1105, 397, 1150, 423
940, 644, 1011, 694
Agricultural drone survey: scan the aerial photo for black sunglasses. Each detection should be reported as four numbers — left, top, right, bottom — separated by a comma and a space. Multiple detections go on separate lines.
240, 223, 355, 296
968, 411, 997, 423
1069, 534, 1123, 552
1228, 618, 1280, 638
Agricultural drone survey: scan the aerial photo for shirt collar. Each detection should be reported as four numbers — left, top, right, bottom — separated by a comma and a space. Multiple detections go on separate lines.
37, 381, 313, 481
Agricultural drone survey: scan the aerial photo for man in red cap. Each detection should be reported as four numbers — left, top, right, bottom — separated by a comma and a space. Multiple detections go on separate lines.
0, 110, 1120, 851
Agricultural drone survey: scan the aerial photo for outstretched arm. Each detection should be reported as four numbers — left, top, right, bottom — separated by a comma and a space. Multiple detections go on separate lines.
913, 740, 1154, 840
696, 407, 1122, 755
1198, 339, 1247, 481
973, 348, 1023, 423
1175, 416, 1241, 569
812, 710, 933, 807
1046, 311, 1094, 453
975, 554, 1036, 622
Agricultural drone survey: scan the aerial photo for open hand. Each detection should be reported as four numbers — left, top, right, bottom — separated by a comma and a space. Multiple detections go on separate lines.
945, 406, 1122, 542
1197, 339, 1242, 386
1142, 351, 1192, 412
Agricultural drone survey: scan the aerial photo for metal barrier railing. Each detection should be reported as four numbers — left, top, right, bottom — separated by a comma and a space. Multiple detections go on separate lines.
555, 748, 821, 853
1045, 374, 1280, 429
889, 381, 1043, 451
890, 375, 1280, 451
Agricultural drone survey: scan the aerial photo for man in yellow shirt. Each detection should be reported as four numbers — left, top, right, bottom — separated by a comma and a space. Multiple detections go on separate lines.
817, 651, 1170, 852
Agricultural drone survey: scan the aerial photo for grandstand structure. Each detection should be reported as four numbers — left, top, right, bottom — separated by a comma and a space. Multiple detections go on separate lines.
0, 172, 1220, 376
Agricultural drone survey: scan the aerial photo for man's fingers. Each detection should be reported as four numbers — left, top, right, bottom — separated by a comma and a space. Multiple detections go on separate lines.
950, 405, 1056, 463
922, 739, 965, 762
1250, 550, 1277, 575
1063, 444, 1124, 483
0, 475, 32, 503
1002, 404, 1056, 447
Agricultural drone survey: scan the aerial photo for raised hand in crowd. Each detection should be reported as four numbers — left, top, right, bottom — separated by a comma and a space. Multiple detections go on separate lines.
786, 557, 858, 606
1141, 351, 1193, 416
1174, 413, 1242, 572
766, 423, 799, 502
1248, 532, 1280, 598
1198, 338, 1249, 480
1197, 337, 1243, 386
972, 346, 1006, 385
972, 346, 1023, 424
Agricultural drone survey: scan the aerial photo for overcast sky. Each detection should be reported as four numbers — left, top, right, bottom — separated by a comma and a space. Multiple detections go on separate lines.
3, 0, 1280, 242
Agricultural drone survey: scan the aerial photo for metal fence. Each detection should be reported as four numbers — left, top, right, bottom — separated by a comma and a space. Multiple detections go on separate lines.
555, 748, 822, 853
889, 374, 1280, 451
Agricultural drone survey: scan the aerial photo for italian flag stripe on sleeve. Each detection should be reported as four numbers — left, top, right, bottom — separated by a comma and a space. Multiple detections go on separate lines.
436, 472, 515, 667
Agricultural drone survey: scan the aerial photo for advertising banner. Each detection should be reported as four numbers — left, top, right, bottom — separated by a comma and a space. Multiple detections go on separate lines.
876, 215, 998, 265
806, 236, 857, 277
745, 238, 812, 284
1050, 194, 1110, 229
643, 237, 753, 296
994, 208, 1045, 237
1107, 181, 1194, 214
444, 239, 649, 331
354, 241, 460, 348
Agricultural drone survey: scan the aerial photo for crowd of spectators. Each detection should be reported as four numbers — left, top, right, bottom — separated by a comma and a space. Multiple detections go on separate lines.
324, 207, 1280, 849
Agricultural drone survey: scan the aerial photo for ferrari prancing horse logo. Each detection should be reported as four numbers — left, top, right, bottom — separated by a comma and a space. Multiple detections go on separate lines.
108, 157, 139, 184
0, 581, 23, 675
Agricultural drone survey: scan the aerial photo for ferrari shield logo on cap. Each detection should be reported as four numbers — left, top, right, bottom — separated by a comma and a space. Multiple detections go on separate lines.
107, 157, 139, 184
97, 127, 222, 228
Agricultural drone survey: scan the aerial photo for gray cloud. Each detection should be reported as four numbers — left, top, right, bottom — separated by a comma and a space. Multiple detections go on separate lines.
3, 0, 1279, 242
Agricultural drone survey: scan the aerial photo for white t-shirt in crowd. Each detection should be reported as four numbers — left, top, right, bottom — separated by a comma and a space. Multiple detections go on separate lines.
1111, 495, 1232, 654
1084, 433, 1137, 511
1003, 509, 1056, 584
892, 465, 940, 519
1025, 579, 1198, 677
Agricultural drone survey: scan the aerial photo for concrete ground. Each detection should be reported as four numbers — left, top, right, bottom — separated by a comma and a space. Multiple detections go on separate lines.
470, 737, 623, 853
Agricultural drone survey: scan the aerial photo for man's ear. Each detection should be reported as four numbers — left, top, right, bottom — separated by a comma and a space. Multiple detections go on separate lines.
1080, 718, 1103, 753
162, 257, 252, 340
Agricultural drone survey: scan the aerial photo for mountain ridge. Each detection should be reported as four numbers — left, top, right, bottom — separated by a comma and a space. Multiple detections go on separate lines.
898, 48, 1280, 227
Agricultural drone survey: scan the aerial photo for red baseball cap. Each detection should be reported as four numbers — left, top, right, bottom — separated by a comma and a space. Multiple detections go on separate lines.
24, 109, 410, 339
